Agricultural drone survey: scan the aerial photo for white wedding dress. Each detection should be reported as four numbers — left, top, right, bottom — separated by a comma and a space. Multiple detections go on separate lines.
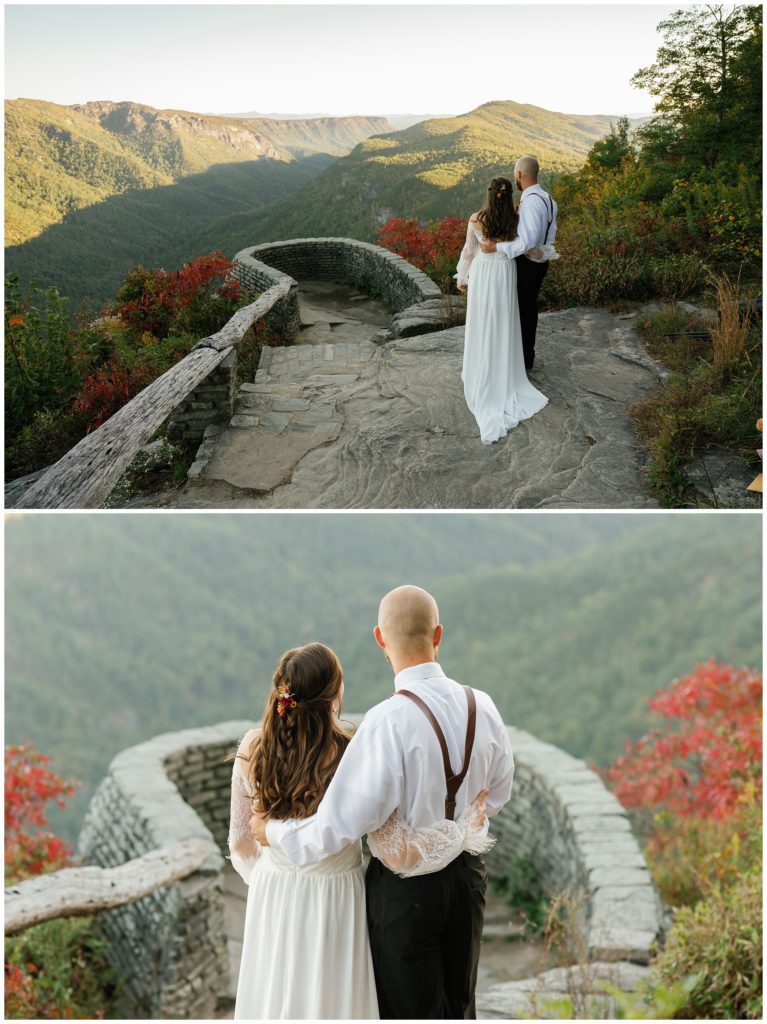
456, 218, 549, 445
228, 746, 495, 1020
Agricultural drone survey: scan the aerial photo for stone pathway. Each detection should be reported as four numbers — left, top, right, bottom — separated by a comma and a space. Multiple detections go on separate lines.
292, 279, 392, 345
216, 863, 570, 1019
160, 290, 664, 508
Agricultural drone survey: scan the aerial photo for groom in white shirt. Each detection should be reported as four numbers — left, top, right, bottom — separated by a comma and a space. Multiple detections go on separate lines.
480, 155, 558, 370
251, 585, 514, 1019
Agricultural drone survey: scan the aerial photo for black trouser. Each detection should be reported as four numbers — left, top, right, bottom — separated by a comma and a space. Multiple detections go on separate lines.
515, 255, 549, 370
365, 852, 487, 1020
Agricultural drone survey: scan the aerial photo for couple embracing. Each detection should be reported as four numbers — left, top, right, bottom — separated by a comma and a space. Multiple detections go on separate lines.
228, 585, 514, 1019
457, 156, 559, 445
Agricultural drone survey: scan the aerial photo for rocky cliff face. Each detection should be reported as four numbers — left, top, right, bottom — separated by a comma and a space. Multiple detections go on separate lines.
70, 100, 391, 160
72, 100, 281, 158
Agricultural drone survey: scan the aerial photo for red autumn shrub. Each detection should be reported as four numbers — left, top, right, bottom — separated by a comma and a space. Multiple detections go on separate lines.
114, 252, 242, 339
377, 217, 467, 290
4, 743, 80, 883
72, 361, 133, 433
606, 659, 762, 820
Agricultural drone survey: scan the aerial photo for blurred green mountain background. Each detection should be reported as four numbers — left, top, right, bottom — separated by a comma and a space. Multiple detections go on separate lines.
5, 513, 761, 841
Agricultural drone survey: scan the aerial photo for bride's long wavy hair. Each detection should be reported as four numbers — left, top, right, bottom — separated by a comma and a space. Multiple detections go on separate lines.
237, 643, 352, 822
476, 176, 519, 241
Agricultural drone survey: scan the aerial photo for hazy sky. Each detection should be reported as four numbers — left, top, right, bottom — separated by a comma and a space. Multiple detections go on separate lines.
5, 3, 682, 117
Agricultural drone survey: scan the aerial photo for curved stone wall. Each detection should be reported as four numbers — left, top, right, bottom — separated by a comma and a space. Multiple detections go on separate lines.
489, 727, 663, 963
232, 238, 442, 341
77, 721, 253, 1019
77, 718, 663, 1018
229, 251, 301, 341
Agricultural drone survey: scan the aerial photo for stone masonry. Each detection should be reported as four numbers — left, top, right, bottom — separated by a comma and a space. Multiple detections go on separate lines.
166, 239, 442, 450
167, 351, 237, 445
77, 718, 664, 1018
77, 721, 253, 1019
235, 238, 442, 316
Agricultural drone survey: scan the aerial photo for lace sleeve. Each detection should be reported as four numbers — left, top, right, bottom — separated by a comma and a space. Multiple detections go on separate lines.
455, 218, 480, 287
227, 746, 261, 884
367, 797, 496, 878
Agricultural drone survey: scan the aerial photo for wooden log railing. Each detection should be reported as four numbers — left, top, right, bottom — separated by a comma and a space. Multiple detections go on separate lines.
4, 837, 216, 936
13, 280, 292, 510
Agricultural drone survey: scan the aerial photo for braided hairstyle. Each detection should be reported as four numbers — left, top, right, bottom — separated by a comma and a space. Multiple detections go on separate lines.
240, 643, 352, 822
476, 176, 519, 241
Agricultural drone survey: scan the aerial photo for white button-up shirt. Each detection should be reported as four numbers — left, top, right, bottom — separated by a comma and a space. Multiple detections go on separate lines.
266, 661, 515, 867
497, 183, 558, 261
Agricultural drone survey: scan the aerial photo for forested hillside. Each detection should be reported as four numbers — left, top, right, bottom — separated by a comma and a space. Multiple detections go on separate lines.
5, 514, 761, 841
189, 100, 628, 252
4, 99, 391, 309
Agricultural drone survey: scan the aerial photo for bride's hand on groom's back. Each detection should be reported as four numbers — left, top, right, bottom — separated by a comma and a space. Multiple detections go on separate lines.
250, 804, 270, 846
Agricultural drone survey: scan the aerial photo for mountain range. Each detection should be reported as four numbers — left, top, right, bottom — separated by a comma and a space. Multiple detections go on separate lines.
4, 98, 390, 308
6, 97, 629, 311
218, 111, 442, 131
187, 99, 628, 253
5, 513, 761, 843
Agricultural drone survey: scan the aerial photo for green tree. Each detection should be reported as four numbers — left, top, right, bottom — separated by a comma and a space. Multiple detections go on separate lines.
632, 4, 762, 168
585, 116, 636, 171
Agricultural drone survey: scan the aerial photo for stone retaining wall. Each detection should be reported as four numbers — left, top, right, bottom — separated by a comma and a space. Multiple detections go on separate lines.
167, 351, 237, 445
233, 238, 442, 323
230, 251, 301, 341
488, 727, 663, 963
77, 718, 663, 1018
77, 721, 253, 1018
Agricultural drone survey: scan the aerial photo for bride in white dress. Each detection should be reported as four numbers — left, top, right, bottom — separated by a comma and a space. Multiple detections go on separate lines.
228, 642, 492, 1020
456, 176, 549, 445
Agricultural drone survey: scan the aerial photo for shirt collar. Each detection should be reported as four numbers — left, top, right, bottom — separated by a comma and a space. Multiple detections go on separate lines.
521, 183, 542, 198
394, 661, 446, 690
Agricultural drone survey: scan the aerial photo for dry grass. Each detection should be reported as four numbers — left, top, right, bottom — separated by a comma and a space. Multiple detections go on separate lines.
709, 271, 756, 379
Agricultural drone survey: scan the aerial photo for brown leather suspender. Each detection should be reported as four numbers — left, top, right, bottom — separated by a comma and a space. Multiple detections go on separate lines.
396, 686, 477, 820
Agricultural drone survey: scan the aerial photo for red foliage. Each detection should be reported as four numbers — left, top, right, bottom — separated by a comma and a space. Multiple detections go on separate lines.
4, 962, 38, 1017
377, 217, 467, 285
606, 659, 762, 819
4, 744, 80, 881
115, 252, 242, 337
73, 361, 133, 433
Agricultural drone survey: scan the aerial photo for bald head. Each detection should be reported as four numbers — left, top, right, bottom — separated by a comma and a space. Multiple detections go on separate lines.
515, 156, 539, 186
377, 585, 440, 656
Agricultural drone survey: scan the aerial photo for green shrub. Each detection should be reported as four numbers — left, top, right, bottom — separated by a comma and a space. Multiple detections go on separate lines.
649, 254, 710, 300
104, 439, 195, 507
5, 408, 84, 481
5, 275, 80, 438
653, 868, 762, 1019
492, 856, 549, 935
4, 917, 120, 1019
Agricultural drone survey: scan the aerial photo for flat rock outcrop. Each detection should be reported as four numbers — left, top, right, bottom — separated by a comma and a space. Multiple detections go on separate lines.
165, 305, 664, 509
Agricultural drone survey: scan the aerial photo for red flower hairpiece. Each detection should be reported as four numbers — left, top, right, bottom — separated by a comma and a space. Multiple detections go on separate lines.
276, 684, 298, 717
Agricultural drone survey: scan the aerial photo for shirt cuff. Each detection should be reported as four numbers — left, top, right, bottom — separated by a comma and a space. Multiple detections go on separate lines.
265, 818, 286, 851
